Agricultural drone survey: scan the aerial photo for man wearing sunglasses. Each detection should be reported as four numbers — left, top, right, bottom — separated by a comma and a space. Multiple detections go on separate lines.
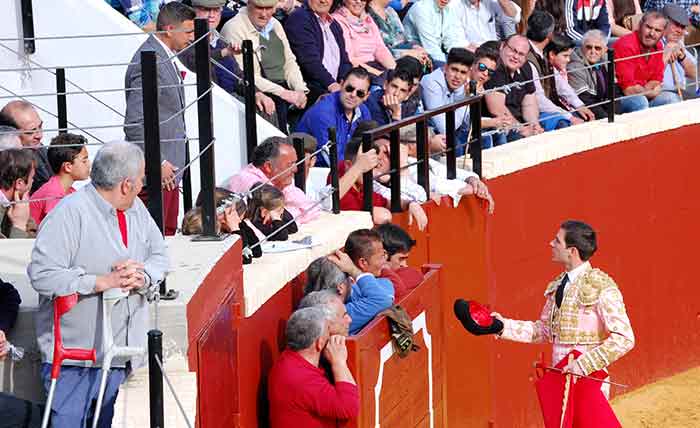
295, 67, 372, 167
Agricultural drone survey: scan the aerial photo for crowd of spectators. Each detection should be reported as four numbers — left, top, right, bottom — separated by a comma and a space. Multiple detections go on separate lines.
2, 0, 700, 425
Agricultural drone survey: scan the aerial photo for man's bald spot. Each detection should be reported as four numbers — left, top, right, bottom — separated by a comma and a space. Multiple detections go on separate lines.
0, 100, 35, 121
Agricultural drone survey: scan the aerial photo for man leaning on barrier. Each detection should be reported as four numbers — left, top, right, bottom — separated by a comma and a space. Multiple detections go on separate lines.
268, 306, 359, 428
226, 136, 321, 224
660, 4, 698, 100
28, 141, 169, 428
124, 1, 195, 236
613, 10, 681, 110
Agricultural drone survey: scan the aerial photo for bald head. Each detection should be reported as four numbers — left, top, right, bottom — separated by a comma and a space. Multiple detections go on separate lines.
0, 101, 43, 147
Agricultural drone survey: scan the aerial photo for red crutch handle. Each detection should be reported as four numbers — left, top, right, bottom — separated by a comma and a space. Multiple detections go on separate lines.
51, 294, 97, 379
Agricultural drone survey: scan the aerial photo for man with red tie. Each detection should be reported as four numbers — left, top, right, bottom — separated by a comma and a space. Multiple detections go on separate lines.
28, 141, 169, 428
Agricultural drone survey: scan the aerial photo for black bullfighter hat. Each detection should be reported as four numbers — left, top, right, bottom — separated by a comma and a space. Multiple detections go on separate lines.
453, 299, 504, 336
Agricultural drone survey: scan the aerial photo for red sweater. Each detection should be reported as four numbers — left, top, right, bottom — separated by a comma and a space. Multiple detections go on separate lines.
613, 32, 664, 91
329, 162, 388, 211
268, 350, 360, 428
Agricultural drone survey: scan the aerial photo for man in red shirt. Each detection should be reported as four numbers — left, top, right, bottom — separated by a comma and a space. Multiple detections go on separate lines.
613, 10, 680, 111
268, 306, 360, 428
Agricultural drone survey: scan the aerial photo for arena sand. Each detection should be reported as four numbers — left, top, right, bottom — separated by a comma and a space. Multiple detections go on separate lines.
611, 366, 700, 427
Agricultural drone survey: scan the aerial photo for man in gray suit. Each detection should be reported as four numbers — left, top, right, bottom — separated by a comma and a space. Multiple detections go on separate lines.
124, 2, 195, 235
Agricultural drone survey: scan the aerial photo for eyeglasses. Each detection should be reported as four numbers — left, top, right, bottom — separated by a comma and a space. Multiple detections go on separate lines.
344, 84, 367, 98
477, 62, 496, 76
584, 44, 604, 52
505, 43, 528, 59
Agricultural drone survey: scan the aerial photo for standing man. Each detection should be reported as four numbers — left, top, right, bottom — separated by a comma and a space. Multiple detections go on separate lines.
0, 101, 51, 193
28, 141, 169, 427
613, 10, 679, 110
491, 220, 635, 397
124, 2, 195, 236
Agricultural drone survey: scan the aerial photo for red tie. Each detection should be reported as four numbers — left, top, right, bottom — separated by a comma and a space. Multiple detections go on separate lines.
117, 210, 128, 248
180, 70, 187, 81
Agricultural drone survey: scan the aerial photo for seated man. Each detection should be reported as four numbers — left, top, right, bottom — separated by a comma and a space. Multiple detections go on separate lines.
660, 4, 697, 100
0, 148, 37, 238
306, 255, 402, 327
567, 30, 621, 119
614, 11, 679, 110
375, 223, 423, 299
268, 307, 359, 427
328, 229, 395, 334
0, 100, 50, 193
402, 0, 470, 67
226, 136, 320, 224
295, 67, 372, 167
526, 11, 576, 131
451, 0, 521, 49
484, 35, 543, 143
222, 0, 309, 131
30, 133, 91, 225
365, 69, 413, 126
284, 0, 353, 104
181, 0, 277, 125
298, 289, 352, 336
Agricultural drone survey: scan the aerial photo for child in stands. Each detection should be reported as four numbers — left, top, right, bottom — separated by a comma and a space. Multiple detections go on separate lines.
30, 133, 90, 224
246, 183, 298, 241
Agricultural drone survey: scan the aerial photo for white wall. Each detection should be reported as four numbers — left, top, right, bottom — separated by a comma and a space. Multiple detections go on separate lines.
0, 0, 282, 195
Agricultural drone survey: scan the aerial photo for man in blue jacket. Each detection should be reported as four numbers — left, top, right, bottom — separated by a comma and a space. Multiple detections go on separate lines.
284, 0, 353, 104
328, 229, 395, 335
295, 67, 372, 167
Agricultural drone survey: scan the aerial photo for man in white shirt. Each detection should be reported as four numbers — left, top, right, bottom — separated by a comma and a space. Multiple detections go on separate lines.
450, 0, 521, 50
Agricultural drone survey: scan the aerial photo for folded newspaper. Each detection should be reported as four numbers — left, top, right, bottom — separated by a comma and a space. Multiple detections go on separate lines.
261, 236, 320, 254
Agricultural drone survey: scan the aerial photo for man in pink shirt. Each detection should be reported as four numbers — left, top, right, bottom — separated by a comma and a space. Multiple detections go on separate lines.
268, 306, 359, 428
30, 133, 91, 224
226, 136, 320, 224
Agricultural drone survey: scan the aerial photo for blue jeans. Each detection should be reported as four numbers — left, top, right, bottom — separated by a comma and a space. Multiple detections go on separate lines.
619, 94, 649, 113
539, 112, 571, 131
41, 364, 127, 428
650, 91, 681, 107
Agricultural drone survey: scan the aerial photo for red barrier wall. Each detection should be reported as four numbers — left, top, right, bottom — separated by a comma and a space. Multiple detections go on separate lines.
482, 124, 700, 427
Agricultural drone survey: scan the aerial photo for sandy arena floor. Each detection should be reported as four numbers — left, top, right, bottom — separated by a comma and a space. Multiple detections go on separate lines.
611, 366, 700, 428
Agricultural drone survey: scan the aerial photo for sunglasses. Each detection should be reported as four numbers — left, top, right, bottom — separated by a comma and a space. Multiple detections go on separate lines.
477, 62, 496, 76
584, 44, 604, 52
343, 84, 367, 98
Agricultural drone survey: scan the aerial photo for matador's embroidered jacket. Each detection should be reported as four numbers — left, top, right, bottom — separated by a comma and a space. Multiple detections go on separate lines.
499, 264, 635, 376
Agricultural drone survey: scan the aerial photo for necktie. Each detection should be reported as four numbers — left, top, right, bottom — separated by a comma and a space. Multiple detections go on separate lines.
555, 274, 569, 308
116, 210, 128, 248
595, 66, 607, 99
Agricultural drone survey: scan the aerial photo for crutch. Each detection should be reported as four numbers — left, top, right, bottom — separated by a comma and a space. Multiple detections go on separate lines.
41, 294, 97, 428
91, 288, 145, 428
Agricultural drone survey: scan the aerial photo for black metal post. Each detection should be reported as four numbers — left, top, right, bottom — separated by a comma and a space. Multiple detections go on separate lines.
293, 136, 306, 192
445, 109, 456, 180
242, 40, 258, 163
415, 121, 430, 196
328, 128, 340, 214
389, 129, 402, 213
148, 330, 164, 428
469, 98, 483, 178
20, 0, 35, 55
607, 49, 616, 123
193, 18, 218, 239
182, 148, 193, 213
55, 68, 67, 134
140, 50, 164, 234
361, 132, 374, 213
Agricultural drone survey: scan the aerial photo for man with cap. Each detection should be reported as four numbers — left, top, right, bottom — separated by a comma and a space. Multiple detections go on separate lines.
489, 220, 635, 399
221, 0, 309, 133
180, 0, 277, 122
660, 4, 698, 100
